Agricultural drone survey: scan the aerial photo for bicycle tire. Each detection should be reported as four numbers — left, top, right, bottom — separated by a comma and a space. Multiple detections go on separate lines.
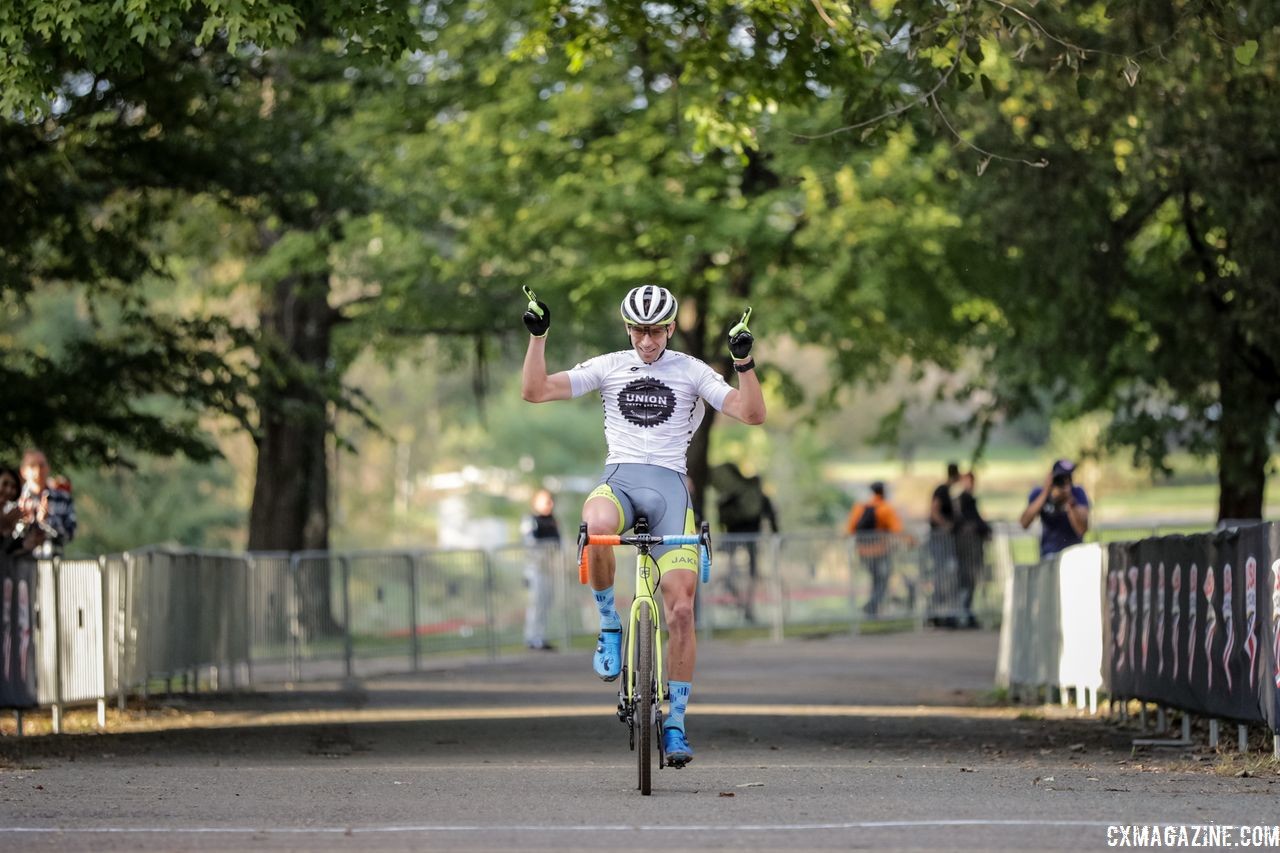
637, 605, 654, 795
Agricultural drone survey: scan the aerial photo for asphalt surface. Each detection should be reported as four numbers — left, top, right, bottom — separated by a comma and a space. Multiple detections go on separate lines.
1, 629, 1277, 851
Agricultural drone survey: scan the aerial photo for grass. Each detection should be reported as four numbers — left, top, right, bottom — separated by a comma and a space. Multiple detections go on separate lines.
826, 448, 1280, 527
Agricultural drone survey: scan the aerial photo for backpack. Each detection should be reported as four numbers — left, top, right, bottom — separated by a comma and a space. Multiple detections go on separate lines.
855, 504, 879, 533
717, 478, 765, 529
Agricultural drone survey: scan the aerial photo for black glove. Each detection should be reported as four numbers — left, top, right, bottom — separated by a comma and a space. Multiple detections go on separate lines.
522, 285, 550, 337
727, 307, 754, 359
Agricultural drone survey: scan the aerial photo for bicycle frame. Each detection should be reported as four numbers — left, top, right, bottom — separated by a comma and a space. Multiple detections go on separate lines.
576, 522, 711, 710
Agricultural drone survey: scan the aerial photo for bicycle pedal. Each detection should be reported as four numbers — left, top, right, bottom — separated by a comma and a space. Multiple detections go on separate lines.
666, 756, 690, 769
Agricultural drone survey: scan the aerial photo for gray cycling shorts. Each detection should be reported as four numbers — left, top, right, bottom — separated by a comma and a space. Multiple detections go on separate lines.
587, 463, 698, 572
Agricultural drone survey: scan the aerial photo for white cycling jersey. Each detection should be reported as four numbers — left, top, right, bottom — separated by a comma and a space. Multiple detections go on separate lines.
568, 349, 733, 475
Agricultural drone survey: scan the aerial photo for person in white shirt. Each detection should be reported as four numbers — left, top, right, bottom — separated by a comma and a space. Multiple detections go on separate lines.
521, 284, 765, 766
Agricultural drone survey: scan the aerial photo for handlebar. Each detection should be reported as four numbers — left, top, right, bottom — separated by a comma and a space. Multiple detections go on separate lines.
577, 522, 713, 585
582, 534, 700, 547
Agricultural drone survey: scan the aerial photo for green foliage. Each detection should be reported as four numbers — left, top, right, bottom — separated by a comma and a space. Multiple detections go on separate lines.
67, 456, 245, 554
0, 0, 422, 118
7, 0, 1280, 545
1, 285, 255, 467
941, 3, 1280, 514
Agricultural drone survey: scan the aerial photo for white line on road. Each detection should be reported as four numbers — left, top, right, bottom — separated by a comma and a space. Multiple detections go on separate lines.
2, 819, 1121, 835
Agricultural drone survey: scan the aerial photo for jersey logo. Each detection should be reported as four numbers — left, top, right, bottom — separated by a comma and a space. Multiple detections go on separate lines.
618, 378, 676, 428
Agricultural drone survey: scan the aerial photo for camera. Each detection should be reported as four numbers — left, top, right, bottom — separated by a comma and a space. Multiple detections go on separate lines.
1052, 473, 1071, 488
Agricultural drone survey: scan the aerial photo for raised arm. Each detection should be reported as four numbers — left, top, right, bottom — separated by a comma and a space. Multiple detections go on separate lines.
1019, 471, 1054, 529
519, 287, 572, 403
1065, 490, 1090, 537
522, 335, 573, 402
719, 308, 766, 425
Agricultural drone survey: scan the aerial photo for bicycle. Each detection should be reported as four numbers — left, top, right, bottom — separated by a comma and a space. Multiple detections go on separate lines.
576, 516, 712, 795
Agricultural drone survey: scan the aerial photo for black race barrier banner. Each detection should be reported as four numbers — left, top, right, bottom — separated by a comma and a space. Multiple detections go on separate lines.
1106, 523, 1280, 732
0, 556, 38, 709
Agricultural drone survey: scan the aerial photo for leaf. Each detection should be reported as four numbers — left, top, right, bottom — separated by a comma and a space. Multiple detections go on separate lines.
965, 38, 984, 66
976, 156, 992, 177
1234, 39, 1258, 66
956, 72, 973, 91
1076, 74, 1092, 100
981, 74, 994, 100
1122, 59, 1140, 87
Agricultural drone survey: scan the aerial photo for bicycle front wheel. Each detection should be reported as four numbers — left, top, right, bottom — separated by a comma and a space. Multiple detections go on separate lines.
636, 605, 654, 795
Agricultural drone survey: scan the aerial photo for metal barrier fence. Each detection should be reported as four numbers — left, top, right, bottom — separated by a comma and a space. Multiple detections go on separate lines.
5, 522, 1219, 732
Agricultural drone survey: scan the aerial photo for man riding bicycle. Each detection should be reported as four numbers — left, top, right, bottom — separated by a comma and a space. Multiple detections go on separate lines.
521, 284, 766, 766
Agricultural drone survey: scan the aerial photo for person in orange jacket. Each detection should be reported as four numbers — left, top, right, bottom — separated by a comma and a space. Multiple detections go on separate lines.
845, 482, 904, 616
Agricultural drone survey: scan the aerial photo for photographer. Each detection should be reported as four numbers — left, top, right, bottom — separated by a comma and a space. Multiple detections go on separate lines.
1019, 459, 1090, 558
13, 449, 76, 558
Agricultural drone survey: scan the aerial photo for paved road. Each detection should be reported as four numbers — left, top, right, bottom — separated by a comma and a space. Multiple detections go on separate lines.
1, 630, 1275, 850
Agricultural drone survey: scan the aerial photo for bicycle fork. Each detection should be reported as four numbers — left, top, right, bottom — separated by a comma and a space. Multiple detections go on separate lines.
618, 551, 667, 764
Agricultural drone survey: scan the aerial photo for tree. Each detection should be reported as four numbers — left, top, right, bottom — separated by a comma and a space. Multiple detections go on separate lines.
331, 0, 981, 514
1, 5, 420, 546
943, 4, 1280, 520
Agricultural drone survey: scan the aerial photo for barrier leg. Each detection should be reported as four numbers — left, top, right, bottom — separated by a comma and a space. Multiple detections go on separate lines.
1076, 687, 1086, 712
1157, 706, 1167, 735
1209, 719, 1220, 749
1238, 725, 1248, 753
96, 698, 106, 730
1139, 703, 1148, 732
1133, 710, 1193, 747
14, 710, 22, 737
1273, 735, 1279, 760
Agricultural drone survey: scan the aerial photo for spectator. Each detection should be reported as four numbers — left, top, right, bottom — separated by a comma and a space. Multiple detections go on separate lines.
521, 488, 560, 651
0, 466, 21, 541
1019, 458, 1090, 558
929, 461, 961, 533
926, 462, 961, 624
954, 472, 992, 628
845, 481, 904, 617
709, 462, 778, 624
15, 449, 77, 558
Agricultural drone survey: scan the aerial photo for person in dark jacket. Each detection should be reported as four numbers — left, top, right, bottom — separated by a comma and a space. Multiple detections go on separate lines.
954, 472, 992, 628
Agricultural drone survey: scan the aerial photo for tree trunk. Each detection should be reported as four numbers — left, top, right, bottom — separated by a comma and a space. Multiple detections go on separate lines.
1215, 331, 1274, 523
680, 282, 721, 524
248, 271, 333, 552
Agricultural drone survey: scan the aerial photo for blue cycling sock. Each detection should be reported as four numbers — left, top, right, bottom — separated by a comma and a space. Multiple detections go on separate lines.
593, 586, 621, 631
666, 680, 692, 731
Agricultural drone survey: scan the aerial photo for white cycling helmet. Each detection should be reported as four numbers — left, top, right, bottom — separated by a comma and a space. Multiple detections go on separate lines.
620, 285, 678, 326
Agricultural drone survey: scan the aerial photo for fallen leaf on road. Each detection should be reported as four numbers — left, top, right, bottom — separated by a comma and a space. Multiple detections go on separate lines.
1235, 770, 1253, 778
1068, 743, 1086, 752
719, 792, 735, 798
736, 782, 765, 788
960, 768, 975, 773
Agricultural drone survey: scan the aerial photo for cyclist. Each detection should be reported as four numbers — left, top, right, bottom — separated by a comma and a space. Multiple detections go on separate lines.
521, 284, 765, 766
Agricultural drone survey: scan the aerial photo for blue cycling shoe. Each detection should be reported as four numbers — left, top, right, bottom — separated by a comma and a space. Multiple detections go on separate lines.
593, 628, 622, 681
663, 724, 694, 767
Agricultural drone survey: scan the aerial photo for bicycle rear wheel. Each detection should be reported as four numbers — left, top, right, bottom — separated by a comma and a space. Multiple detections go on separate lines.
637, 606, 654, 795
